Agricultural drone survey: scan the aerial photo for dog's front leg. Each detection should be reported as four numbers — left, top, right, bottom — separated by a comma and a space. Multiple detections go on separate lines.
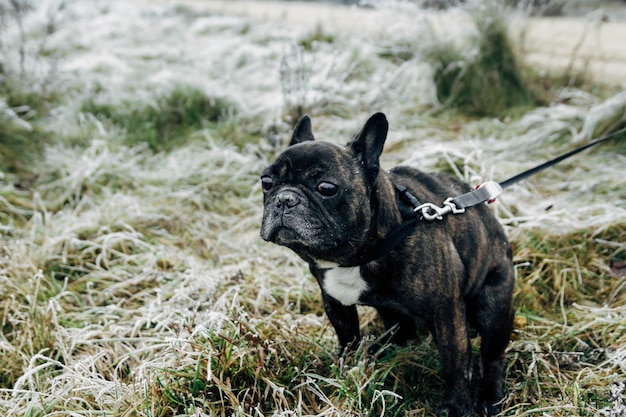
432, 304, 473, 417
310, 267, 361, 352
320, 291, 360, 352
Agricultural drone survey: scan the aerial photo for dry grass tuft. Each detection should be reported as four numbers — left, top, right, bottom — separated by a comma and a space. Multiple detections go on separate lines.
507, 223, 626, 416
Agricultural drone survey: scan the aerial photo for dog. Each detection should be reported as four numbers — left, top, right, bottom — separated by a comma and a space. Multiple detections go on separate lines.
260, 113, 515, 417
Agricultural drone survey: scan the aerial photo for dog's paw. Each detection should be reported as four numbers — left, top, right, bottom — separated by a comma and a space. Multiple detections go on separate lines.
476, 388, 506, 416
475, 398, 504, 417
438, 403, 473, 417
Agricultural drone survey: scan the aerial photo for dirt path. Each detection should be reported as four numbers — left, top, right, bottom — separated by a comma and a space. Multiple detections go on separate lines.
195, 0, 626, 86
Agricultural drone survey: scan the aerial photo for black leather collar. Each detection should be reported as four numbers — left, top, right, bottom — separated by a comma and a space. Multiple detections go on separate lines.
345, 183, 422, 267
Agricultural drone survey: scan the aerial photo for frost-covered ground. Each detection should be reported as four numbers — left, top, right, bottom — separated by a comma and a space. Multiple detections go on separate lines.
10, 0, 625, 227
1, 0, 625, 416
201, 0, 626, 85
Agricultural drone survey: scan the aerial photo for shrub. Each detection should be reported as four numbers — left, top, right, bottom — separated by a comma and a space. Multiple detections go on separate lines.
0, 94, 53, 172
298, 24, 335, 51
83, 86, 234, 152
426, 6, 537, 117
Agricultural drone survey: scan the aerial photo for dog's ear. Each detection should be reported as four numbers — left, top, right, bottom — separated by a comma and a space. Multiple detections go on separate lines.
289, 115, 315, 146
348, 112, 388, 173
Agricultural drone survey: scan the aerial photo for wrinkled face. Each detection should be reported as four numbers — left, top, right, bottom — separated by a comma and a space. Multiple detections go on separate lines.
260, 141, 371, 261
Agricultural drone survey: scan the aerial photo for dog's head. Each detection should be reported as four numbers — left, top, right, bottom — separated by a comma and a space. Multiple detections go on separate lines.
260, 113, 397, 264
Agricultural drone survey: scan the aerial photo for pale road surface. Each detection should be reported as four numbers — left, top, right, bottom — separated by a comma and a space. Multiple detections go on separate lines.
187, 0, 626, 86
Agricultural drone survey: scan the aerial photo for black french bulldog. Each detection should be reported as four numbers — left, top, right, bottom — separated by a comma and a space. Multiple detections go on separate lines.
260, 113, 515, 417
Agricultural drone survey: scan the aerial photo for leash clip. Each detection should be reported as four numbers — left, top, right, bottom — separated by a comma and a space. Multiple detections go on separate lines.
414, 198, 465, 221
414, 202, 448, 221
444, 197, 466, 214
414, 181, 503, 221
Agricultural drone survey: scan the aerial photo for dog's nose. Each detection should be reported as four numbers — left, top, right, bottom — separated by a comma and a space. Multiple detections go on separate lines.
275, 190, 301, 209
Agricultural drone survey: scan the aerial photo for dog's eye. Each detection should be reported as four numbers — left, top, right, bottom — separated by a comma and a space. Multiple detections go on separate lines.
317, 181, 338, 197
261, 176, 273, 191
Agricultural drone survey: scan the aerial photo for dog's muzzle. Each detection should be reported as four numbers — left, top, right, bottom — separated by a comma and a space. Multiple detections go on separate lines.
275, 189, 301, 209
261, 188, 308, 243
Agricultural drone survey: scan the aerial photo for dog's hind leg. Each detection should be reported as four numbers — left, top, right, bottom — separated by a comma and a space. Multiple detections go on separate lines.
473, 265, 515, 416
431, 301, 473, 417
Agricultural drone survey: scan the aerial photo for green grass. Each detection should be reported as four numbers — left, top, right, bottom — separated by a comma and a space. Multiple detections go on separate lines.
0, 115, 50, 172
513, 225, 626, 312
138, 222, 625, 416
82, 85, 236, 152
298, 24, 335, 51
0, 81, 57, 172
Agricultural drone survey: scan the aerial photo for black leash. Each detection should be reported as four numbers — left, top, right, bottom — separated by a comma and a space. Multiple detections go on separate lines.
350, 126, 625, 266
425, 125, 626, 214
499, 127, 626, 189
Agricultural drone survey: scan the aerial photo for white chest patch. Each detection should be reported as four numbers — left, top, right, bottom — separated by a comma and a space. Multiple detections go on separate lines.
323, 266, 368, 306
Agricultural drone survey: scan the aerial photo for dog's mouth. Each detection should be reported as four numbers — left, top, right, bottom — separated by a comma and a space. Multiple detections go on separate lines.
260, 208, 342, 252
261, 221, 300, 244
